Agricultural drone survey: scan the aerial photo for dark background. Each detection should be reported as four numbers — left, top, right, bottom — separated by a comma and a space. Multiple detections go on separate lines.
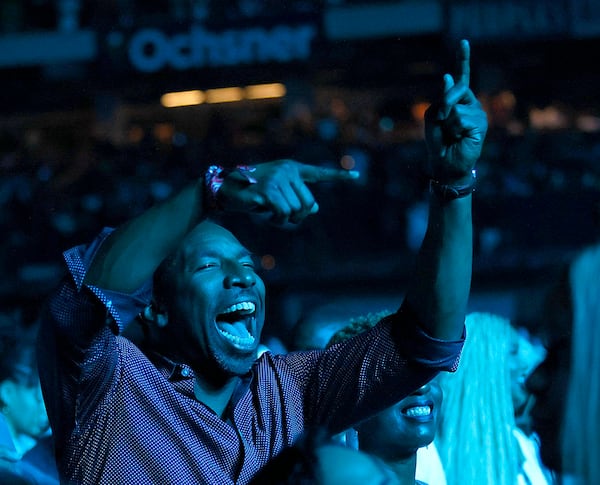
1, 0, 599, 347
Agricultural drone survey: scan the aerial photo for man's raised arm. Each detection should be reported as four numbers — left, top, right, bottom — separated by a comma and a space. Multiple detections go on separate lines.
84, 161, 358, 293
405, 39, 488, 341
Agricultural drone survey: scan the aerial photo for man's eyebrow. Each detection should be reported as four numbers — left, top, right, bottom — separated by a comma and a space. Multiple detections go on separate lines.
192, 248, 254, 259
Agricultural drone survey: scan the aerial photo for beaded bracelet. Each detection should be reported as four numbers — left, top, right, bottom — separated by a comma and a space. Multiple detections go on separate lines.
429, 169, 477, 201
204, 164, 257, 209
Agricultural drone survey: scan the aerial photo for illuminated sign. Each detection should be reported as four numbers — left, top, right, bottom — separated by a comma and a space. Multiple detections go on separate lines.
128, 24, 317, 72
448, 1, 569, 40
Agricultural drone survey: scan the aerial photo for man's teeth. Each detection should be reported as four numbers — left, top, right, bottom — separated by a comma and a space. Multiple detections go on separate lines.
404, 405, 431, 417
216, 302, 256, 348
217, 327, 255, 346
222, 301, 256, 314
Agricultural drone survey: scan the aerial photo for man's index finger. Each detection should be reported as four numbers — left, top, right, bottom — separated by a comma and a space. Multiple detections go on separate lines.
456, 39, 471, 88
300, 165, 360, 183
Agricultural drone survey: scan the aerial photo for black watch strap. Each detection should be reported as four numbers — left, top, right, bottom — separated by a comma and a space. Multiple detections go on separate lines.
429, 169, 477, 201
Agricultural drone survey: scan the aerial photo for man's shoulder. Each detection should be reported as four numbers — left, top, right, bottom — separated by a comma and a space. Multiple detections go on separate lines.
253, 349, 322, 379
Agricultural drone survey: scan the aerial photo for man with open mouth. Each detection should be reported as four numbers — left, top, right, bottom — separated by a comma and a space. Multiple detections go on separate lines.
37, 39, 487, 485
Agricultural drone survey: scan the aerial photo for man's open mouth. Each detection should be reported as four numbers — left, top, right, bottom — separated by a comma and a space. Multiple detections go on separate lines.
215, 301, 256, 349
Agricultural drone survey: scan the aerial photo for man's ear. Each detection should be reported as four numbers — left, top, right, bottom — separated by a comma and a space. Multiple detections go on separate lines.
142, 302, 169, 328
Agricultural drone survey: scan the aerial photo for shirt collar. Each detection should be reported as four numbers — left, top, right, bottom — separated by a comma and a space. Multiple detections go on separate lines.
144, 350, 255, 408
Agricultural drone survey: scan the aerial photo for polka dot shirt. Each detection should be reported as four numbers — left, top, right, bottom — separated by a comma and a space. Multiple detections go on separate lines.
37, 229, 464, 484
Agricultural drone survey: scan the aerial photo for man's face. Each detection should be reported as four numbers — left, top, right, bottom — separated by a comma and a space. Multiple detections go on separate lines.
162, 222, 266, 378
357, 379, 443, 459
526, 334, 571, 473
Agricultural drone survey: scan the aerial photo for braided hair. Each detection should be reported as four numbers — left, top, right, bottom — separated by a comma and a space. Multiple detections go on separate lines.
436, 312, 520, 485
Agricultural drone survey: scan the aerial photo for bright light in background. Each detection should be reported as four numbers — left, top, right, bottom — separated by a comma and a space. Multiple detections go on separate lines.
153, 122, 175, 143
576, 114, 600, 133
245, 83, 286, 99
261, 254, 276, 271
529, 105, 568, 130
205, 87, 244, 104
495, 90, 516, 110
160, 90, 205, 108
127, 124, 144, 143
161, 83, 287, 108
340, 155, 356, 170
411, 101, 429, 122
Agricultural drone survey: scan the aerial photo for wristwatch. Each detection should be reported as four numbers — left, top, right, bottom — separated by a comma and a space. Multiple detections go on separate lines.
429, 169, 477, 201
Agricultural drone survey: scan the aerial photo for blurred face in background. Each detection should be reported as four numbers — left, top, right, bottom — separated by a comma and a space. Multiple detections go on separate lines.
525, 267, 574, 474
526, 334, 571, 473
509, 327, 546, 420
1, 362, 50, 455
1, 365, 49, 441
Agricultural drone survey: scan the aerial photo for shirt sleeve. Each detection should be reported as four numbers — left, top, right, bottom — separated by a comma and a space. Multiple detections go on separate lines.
37, 229, 153, 452
63, 227, 153, 333
281, 300, 465, 434
391, 300, 465, 372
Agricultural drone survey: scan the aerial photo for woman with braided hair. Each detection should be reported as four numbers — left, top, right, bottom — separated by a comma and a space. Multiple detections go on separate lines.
436, 312, 551, 485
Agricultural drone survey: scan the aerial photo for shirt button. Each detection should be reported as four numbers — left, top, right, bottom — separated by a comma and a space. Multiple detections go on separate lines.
181, 368, 190, 377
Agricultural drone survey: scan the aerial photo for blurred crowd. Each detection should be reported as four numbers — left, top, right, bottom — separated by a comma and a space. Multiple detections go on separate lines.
1, 49, 599, 485
1, 91, 600, 302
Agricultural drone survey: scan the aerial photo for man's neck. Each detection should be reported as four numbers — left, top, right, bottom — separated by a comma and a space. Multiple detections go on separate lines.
194, 376, 240, 418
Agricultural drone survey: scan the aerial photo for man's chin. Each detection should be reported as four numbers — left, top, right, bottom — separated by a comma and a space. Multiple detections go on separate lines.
226, 356, 257, 377
212, 350, 257, 377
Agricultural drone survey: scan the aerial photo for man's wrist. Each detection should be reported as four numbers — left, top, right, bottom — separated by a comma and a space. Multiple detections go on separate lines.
204, 165, 228, 210
429, 169, 477, 201
204, 164, 257, 210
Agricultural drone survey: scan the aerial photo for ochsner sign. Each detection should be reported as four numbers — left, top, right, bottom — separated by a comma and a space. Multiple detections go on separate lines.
128, 24, 317, 72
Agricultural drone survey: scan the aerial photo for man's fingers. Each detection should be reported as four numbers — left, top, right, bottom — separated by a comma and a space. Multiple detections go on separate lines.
228, 160, 356, 221
456, 39, 470, 88
291, 179, 317, 212
443, 73, 455, 94
249, 193, 268, 211
436, 39, 472, 121
278, 183, 303, 213
445, 84, 478, 112
299, 165, 359, 183
438, 74, 455, 120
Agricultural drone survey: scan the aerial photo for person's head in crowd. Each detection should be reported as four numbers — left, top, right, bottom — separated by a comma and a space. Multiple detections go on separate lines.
436, 312, 549, 485
0, 312, 58, 485
248, 426, 401, 485
142, 220, 267, 380
327, 311, 443, 484
509, 326, 546, 434
527, 243, 600, 484
291, 313, 350, 351
0, 315, 49, 459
